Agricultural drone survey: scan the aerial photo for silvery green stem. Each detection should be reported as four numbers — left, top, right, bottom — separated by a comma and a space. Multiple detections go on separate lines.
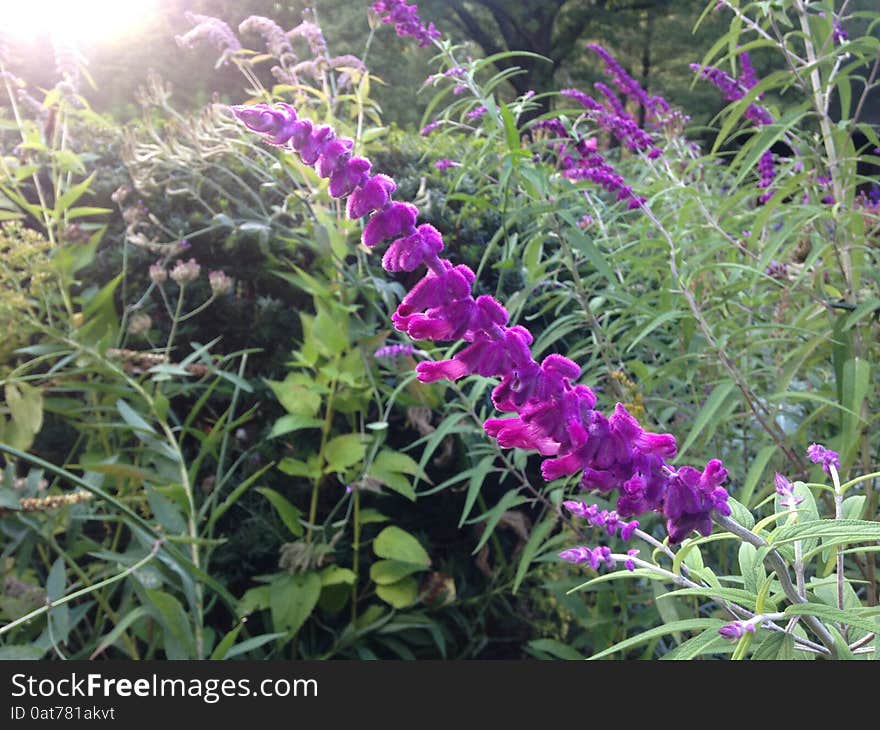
0, 541, 162, 637
712, 512, 838, 657
830, 464, 845, 612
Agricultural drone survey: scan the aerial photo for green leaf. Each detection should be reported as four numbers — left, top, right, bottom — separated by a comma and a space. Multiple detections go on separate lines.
323, 433, 366, 473
512, 516, 556, 594
268, 413, 323, 439
772, 519, 880, 546
676, 380, 736, 460
265, 376, 321, 417
470, 489, 528, 555
0, 646, 46, 660
738, 444, 776, 507
115, 399, 155, 435
367, 449, 425, 501
373, 526, 430, 567
660, 630, 731, 660
840, 357, 870, 465
6, 383, 43, 440
144, 589, 195, 660
320, 566, 356, 586
256, 487, 303, 537
459, 454, 497, 527
53, 172, 95, 217
527, 639, 585, 660
751, 632, 795, 660
146, 487, 187, 533
90, 607, 150, 659
224, 632, 288, 659
269, 572, 321, 635
370, 559, 426, 585
588, 619, 725, 660
210, 621, 245, 660
375, 576, 419, 609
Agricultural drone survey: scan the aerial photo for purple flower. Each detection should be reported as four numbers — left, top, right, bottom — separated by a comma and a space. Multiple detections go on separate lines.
558, 545, 616, 570
718, 621, 755, 640
774, 472, 804, 509
466, 105, 487, 120
807, 443, 840, 474
765, 260, 787, 281
239, 16, 293, 58
434, 159, 461, 171
232, 104, 730, 547
662, 459, 730, 544
374, 343, 419, 359
625, 549, 639, 571
176, 12, 242, 65
420, 120, 441, 136
690, 63, 772, 126
587, 44, 669, 121
758, 149, 776, 203
372, 1, 441, 47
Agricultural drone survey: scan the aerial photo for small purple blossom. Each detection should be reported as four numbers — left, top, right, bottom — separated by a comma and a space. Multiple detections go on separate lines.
765, 260, 788, 280
374, 343, 420, 359
434, 159, 461, 171
718, 620, 756, 640
807, 443, 840, 474
774, 472, 804, 509
466, 105, 487, 120
625, 549, 639, 571
690, 62, 772, 126
558, 545, 616, 570
372, 1, 441, 47
758, 149, 776, 203
420, 120, 441, 136
176, 12, 242, 65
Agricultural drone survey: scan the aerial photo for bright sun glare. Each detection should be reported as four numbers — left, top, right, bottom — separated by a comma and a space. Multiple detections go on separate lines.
3, 0, 159, 44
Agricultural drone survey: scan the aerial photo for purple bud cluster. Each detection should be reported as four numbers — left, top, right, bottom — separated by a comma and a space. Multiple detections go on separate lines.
550, 125, 645, 209
774, 472, 804, 509
374, 343, 420, 359
563, 500, 640, 540
175, 12, 242, 64
586, 44, 670, 123
806, 443, 840, 474
689, 59, 772, 126
372, 1, 441, 47
718, 620, 755, 640
560, 88, 662, 159
232, 104, 731, 545
559, 545, 640, 571
239, 15, 293, 58
757, 149, 776, 203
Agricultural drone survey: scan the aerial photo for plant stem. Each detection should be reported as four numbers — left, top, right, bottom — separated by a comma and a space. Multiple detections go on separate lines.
0, 541, 162, 638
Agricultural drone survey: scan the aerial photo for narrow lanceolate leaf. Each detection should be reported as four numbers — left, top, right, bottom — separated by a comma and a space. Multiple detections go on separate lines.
587, 619, 725, 660
784, 604, 880, 634
772, 519, 880, 545
675, 380, 736, 460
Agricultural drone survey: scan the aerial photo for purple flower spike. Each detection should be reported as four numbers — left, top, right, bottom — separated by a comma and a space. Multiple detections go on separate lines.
625, 549, 639, 571
232, 104, 731, 549
807, 443, 840, 474
372, 1, 441, 47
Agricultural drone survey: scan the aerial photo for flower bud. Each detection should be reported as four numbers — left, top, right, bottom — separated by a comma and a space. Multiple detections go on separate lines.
170, 258, 201, 285
208, 270, 234, 296
149, 262, 167, 285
